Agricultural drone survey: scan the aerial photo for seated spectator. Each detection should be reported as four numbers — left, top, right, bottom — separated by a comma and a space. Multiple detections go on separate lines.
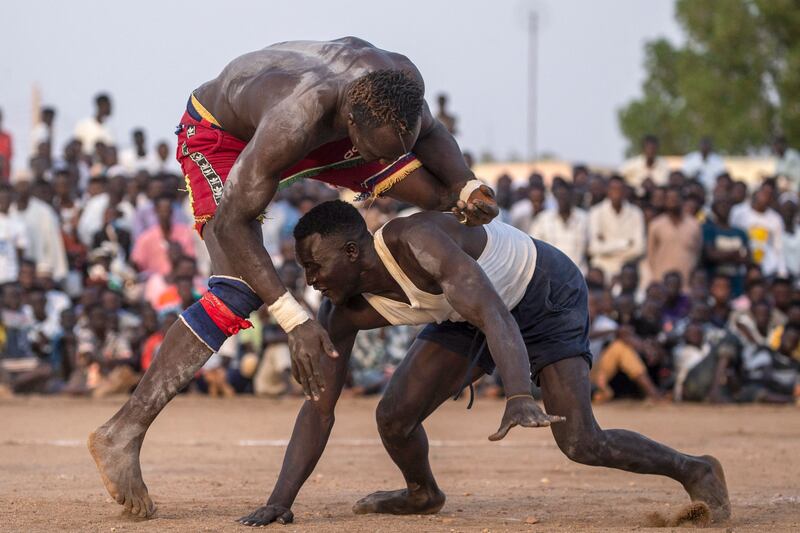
611, 262, 642, 302
347, 326, 413, 396
24, 286, 60, 360
92, 206, 132, 260
67, 303, 137, 397
585, 267, 606, 291
0, 283, 56, 394
709, 275, 733, 328
591, 324, 661, 403
131, 195, 194, 277
662, 271, 691, 326
139, 311, 178, 372
738, 325, 799, 403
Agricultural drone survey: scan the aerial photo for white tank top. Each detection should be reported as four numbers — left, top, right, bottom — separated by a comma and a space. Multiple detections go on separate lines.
363, 218, 538, 325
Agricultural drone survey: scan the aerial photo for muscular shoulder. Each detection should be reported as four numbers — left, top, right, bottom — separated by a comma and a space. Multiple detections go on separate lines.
382, 212, 456, 247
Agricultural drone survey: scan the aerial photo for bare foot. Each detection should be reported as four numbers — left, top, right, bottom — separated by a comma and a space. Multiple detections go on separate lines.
88, 425, 155, 518
683, 455, 730, 522
353, 487, 445, 515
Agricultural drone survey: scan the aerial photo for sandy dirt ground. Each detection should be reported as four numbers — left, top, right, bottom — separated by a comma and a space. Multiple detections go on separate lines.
1, 395, 799, 532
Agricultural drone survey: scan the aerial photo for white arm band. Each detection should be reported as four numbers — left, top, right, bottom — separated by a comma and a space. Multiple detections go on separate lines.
267, 291, 311, 333
459, 179, 486, 204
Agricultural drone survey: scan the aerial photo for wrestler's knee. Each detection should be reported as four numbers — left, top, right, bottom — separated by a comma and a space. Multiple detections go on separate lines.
552, 423, 604, 465
180, 276, 262, 351
375, 398, 417, 442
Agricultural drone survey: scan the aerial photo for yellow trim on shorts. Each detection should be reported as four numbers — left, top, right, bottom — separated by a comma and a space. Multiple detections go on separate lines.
190, 93, 221, 128
372, 158, 423, 197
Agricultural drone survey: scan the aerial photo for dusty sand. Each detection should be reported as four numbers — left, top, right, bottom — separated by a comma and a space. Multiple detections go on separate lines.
1, 396, 799, 532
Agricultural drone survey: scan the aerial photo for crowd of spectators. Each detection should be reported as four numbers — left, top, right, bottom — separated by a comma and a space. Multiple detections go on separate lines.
0, 94, 798, 406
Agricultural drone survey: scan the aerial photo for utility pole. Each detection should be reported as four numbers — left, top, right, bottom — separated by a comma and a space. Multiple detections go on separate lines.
527, 9, 538, 163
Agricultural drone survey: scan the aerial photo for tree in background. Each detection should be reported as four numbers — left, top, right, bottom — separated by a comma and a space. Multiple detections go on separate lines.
618, 0, 800, 156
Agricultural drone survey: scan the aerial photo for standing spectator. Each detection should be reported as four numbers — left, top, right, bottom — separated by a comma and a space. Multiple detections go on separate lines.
702, 196, 750, 297
0, 183, 29, 284
529, 181, 589, 272
120, 129, 155, 173
588, 175, 646, 281
131, 195, 194, 277
772, 135, 800, 193
11, 174, 68, 281
0, 109, 12, 181
620, 134, 670, 190
30, 107, 56, 157
152, 140, 181, 175
646, 187, 702, 289
74, 93, 114, 156
434, 93, 457, 136
682, 137, 726, 194
509, 182, 546, 231
731, 185, 786, 277
778, 197, 800, 277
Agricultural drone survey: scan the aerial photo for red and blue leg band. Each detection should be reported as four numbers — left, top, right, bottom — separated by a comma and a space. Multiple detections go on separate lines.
180, 276, 263, 351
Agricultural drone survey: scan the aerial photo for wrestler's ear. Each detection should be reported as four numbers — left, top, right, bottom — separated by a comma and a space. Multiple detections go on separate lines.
344, 241, 359, 262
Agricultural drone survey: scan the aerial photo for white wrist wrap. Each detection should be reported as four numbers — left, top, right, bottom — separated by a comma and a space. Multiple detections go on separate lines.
268, 292, 311, 333
459, 179, 485, 204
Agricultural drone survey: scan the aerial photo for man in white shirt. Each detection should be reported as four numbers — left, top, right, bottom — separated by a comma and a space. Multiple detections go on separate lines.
731, 185, 787, 277
772, 135, 800, 193
529, 181, 589, 272
509, 182, 547, 231
0, 183, 29, 284
30, 107, 56, 157
152, 140, 182, 175
619, 134, 670, 190
588, 175, 646, 281
683, 137, 726, 194
74, 93, 114, 156
120, 129, 157, 174
10, 173, 68, 282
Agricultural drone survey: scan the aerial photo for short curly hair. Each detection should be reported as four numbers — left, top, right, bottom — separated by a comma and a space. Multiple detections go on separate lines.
293, 200, 368, 242
347, 69, 424, 134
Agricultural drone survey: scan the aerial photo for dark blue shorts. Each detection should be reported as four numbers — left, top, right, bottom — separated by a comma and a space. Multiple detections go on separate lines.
417, 239, 592, 385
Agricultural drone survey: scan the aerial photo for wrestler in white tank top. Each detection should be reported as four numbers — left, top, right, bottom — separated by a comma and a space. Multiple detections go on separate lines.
363, 218, 538, 325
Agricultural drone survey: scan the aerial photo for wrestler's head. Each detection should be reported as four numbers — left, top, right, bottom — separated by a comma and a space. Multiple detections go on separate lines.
345, 69, 423, 164
294, 200, 371, 305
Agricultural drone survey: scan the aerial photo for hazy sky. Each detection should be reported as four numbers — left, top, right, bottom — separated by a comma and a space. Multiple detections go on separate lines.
1, 0, 682, 170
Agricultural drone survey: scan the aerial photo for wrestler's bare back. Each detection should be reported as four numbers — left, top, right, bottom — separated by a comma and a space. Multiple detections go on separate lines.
193, 37, 422, 143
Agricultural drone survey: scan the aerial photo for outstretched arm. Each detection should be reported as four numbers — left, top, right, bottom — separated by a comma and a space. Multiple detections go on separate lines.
213, 114, 337, 400
239, 300, 386, 527
400, 224, 564, 440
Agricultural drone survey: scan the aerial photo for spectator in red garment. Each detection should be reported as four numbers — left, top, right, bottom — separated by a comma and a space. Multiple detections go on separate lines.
139, 311, 178, 372
0, 109, 12, 181
130, 195, 194, 277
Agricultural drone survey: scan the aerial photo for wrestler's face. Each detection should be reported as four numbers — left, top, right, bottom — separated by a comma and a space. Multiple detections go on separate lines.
296, 233, 361, 305
347, 116, 421, 164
